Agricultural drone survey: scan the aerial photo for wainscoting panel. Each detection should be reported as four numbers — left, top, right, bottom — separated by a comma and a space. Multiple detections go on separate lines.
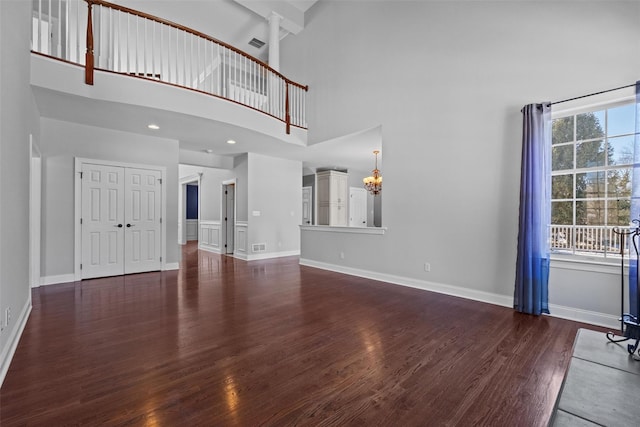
186, 219, 198, 241
235, 222, 248, 259
199, 221, 221, 254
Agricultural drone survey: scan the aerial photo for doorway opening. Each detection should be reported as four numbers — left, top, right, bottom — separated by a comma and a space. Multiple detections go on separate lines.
179, 173, 202, 246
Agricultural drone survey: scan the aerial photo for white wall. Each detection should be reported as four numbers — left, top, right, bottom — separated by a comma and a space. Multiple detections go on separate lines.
179, 150, 234, 170
247, 153, 302, 256
284, 1, 640, 326
234, 154, 249, 222
0, 0, 40, 385
39, 118, 180, 278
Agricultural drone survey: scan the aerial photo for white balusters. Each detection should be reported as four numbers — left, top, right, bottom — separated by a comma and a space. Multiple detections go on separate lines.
30, 0, 307, 131
57, 0, 62, 56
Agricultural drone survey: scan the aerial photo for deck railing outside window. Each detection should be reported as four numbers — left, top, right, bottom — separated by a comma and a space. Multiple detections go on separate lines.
550, 224, 628, 258
31, 0, 307, 133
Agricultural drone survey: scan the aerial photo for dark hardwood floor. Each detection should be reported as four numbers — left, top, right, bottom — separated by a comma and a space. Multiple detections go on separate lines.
1, 242, 606, 426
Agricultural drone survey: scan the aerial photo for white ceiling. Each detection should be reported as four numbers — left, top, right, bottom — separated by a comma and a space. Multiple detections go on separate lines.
32, 84, 382, 173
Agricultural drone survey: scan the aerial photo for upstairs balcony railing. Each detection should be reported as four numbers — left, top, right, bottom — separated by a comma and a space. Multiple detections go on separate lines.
31, 0, 308, 134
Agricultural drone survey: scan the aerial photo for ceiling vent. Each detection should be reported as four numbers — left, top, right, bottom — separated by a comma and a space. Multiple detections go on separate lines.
248, 38, 266, 49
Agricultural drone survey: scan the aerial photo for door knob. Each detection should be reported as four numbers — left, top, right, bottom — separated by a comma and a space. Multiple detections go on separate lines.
115, 224, 123, 228
126, 224, 134, 228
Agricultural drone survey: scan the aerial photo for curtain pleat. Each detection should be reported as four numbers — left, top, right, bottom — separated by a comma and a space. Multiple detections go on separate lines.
514, 103, 551, 315
629, 82, 640, 321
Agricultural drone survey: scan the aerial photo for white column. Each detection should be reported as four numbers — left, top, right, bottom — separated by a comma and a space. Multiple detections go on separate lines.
268, 12, 282, 72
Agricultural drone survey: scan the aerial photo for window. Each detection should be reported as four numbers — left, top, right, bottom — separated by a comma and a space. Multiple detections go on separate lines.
551, 102, 636, 259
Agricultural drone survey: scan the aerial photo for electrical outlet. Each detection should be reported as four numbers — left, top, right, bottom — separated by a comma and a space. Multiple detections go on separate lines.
424, 262, 431, 272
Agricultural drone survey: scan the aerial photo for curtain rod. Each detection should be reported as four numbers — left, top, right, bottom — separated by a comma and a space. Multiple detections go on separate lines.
551, 83, 636, 106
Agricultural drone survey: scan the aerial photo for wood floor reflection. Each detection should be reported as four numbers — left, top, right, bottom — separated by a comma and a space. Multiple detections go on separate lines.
0, 242, 604, 425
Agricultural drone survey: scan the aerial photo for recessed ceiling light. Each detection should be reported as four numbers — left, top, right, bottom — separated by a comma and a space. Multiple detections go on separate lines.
148, 124, 160, 130
227, 139, 236, 145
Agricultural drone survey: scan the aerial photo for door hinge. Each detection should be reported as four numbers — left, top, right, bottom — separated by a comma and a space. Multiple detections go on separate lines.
80, 263, 82, 270
160, 218, 162, 224
160, 256, 162, 262
80, 218, 83, 225
79, 171, 83, 179
225, 217, 227, 221
225, 190, 228, 195
158, 178, 162, 184
225, 244, 227, 248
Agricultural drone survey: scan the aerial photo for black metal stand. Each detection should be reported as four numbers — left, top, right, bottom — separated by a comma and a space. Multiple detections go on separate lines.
607, 220, 640, 356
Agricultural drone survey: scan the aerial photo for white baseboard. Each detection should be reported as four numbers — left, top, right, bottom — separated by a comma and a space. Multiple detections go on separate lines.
246, 250, 300, 261
300, 258, 513, 308
220, 250, 299, 261
43, 265, 181, 283
0, 297, 32, 387
299, 259, 619, 328
547, 303, 619, 329
163, 262, 179, 271
198, 244, 221, 254
40, 274, 76, 287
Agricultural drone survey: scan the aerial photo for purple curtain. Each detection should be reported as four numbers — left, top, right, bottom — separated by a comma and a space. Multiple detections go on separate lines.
629, 82, 640, 320
514, 103, 551, 315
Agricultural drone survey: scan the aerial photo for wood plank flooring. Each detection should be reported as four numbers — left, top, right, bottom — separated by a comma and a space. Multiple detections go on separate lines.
0, 242, 606, 426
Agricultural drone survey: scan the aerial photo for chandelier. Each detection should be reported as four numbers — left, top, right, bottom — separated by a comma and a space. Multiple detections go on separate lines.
363, 150, 382, 196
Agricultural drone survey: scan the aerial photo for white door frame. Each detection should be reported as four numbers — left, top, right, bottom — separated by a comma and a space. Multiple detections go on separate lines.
313, 173, 318, 226
29, 135, 42, 288
221, 178, 236, 255
179, 173, 202, 245
74, 157, 167, 281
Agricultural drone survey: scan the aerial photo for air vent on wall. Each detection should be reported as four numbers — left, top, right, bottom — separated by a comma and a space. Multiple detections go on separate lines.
248, 38, 265, 49
252, 243, 266, 253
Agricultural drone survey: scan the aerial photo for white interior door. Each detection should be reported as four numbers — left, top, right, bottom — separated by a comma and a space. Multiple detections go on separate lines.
349, 187, 367, 227
81, 164, 125, 279
302, 186, 312, 225
124, 168, 162, 274
81, 164, 162, 279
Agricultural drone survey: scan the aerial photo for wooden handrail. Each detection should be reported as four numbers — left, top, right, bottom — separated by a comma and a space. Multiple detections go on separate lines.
85, 0, 94, 85
85, 0, 308, 91
75, 0, 307, 133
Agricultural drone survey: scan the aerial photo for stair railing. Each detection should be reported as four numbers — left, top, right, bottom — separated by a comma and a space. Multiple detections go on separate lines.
31, 0, 308, 133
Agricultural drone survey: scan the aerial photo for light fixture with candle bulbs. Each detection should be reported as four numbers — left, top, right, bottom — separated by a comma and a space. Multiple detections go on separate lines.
363, 150, 382, 196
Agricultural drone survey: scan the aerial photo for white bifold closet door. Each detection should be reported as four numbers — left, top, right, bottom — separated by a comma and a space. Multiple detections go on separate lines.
81, 164, 162, 279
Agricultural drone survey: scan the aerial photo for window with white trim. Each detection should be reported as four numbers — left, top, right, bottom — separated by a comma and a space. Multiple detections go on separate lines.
551, 101, 636, 259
